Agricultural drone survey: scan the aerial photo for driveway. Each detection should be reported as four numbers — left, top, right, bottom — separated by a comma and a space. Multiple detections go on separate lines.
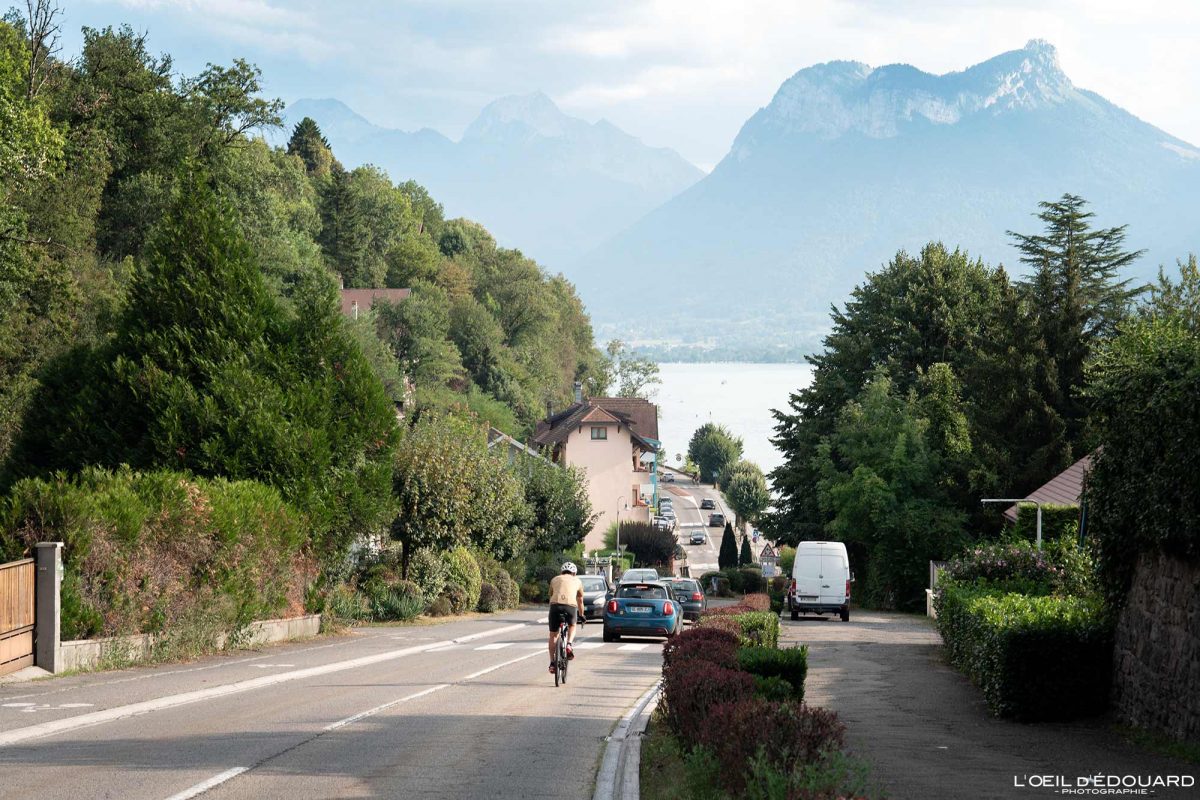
784, 611, 1196, 799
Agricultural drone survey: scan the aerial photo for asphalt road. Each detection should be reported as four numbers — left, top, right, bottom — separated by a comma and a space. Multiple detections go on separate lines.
658, 479, 726, 575
788, 610, 1197, 800
0, 609, 666, 800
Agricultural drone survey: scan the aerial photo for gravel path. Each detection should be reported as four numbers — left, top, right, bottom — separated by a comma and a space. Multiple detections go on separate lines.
784, 610, 1196, 800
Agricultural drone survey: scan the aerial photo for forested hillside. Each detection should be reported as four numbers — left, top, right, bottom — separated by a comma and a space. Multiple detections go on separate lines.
0, 17, 605, 476
0, 11, 606, 642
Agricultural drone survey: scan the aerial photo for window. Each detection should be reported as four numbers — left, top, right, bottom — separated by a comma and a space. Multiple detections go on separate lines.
590, 426, 607, 440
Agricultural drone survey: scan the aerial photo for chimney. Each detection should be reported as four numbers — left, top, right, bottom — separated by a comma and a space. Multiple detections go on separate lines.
573, 381, 583, 404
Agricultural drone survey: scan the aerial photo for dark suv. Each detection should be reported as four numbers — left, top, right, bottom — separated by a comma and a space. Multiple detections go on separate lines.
664, 578, 707, 621
708, 512, 725, 527
700, 498, 716, 510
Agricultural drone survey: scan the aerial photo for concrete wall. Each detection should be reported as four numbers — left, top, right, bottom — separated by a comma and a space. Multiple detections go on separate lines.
564, 422, 651, 552
59, 614, 322, 674
1112, 550, 1200, 743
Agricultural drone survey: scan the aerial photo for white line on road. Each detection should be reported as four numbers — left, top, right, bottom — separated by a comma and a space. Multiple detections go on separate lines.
324, 685, 449, 731
0, 622, 531, 747
163, 767, 248, 800
474, 642, 513, 650
617, 644, 649, 651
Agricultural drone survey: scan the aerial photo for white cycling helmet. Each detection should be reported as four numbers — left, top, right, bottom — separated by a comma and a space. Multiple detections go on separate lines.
561, 561, 578, 574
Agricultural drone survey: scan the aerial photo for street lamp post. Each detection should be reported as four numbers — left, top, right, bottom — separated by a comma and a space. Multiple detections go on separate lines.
981, 498, 1043, 549
615, 496, 625, 577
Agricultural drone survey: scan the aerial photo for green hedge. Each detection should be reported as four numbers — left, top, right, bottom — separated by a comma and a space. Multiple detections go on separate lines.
699, 610, 780, 649
935, 584, 1113, 720
0, 468, 305, 640
1012, 504, 1080, 543
737, 645, 808, 701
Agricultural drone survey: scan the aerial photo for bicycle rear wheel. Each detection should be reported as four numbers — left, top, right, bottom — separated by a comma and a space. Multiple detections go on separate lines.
554, 637, 565, 686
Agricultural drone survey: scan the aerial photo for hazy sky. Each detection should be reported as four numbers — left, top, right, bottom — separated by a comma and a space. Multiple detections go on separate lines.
64, 1, 1200, 170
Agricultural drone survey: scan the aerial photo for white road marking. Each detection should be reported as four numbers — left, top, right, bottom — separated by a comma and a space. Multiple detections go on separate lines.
56, 703, 95, 708
474, 642, 513, 650
247, 664, 293, 669
573, 642, 603, 650
163, 767, 248, 800
459, 650, 543, 681
0, 621, 531, 747
617, 644, 649, 651
426, 645, 460, 652
326, 650, 544, 733
324, 685, 449, 731
1, 703, 35, 708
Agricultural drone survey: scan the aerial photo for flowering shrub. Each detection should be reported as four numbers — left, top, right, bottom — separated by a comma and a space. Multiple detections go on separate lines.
696, 698, 846, 794
661, 662, 754, 741
944, 540, 1061, 593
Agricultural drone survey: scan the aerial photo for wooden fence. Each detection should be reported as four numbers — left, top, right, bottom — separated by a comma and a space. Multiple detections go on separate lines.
0, 558, 35, 676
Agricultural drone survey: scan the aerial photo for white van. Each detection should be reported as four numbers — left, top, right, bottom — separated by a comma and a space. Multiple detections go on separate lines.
786, 541, 852, 621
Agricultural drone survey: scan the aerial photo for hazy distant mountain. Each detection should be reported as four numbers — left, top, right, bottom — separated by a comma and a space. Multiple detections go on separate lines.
577, 40, 1200, 353
272, 93, 703, 266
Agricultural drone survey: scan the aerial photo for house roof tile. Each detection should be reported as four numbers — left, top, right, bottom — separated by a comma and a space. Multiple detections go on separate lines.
1003, 453, 1094, 521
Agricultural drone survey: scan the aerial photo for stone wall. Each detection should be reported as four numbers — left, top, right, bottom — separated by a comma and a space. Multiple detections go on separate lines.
1112, 550, 1200, 742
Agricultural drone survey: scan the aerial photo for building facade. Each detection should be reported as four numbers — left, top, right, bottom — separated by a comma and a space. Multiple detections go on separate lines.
533, 396, 660, 553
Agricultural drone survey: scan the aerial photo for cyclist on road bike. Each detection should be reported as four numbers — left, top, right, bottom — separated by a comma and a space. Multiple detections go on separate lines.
548, 561, 585, 673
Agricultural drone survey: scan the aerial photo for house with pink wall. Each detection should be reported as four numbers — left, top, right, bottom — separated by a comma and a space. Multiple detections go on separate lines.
532, 395, 660, 552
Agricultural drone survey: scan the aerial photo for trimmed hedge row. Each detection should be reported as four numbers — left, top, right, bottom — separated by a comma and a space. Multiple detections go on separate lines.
659, 625, 838, 796
935, 583, 1113, 720
697, 606, 780, 648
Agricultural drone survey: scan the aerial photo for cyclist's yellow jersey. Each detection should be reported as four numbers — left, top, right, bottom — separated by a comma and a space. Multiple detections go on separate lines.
548, 574, 583, 606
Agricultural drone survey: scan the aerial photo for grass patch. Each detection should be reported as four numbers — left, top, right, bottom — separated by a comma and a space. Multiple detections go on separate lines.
1116, 725, 1200, 765
640, 713, 723, 800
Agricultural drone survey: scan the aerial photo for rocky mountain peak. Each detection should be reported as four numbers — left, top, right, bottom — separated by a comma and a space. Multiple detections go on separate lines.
463, 91, 574, 141
739, 40, 1076, 147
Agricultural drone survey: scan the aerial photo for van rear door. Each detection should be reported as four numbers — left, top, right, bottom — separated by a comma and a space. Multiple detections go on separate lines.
793, 554, 823, 602
820, 552, 848, 605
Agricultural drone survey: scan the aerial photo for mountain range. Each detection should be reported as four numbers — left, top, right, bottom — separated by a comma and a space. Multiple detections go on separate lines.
271, 93, 703, 267
576, 40, 1200, 354
277, 41, 1200, 357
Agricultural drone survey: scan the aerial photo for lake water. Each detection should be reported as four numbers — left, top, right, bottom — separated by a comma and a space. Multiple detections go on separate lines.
653, 362, 815, 475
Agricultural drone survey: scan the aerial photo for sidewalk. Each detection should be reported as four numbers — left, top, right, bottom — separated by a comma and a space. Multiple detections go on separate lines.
783, 611, 1196, 799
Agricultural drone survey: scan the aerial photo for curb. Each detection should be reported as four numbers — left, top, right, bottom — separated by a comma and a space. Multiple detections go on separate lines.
593, 680, 661, 800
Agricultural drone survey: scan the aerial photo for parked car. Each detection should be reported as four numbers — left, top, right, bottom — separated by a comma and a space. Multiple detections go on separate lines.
664, 578, 707, 621
653, 515, 676, 532
786, 540, 852, 622
579, 574, 613, 620
603, 581, 681, 641
620, 568, 660, 583
700, 498, 716, 510
659, 471, 675, 482
689, 529, 706, 545
708, 512, 725, 527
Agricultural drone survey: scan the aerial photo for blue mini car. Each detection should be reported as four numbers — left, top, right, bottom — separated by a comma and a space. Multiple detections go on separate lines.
603, 581, 682, 641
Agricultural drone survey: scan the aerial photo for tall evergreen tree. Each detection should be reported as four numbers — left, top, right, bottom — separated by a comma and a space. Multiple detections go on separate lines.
286, 116, 336, 177
1010, 194, 1145, 447
718, 521, 738, 570
738, 534, 753, 567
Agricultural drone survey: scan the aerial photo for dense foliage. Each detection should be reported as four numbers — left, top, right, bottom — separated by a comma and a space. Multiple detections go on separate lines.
718, 521, 738, 570
688, 423, 743, 484
1085, 288, 1200, 608
771, 198, 1145, 609
934, 585, 1112, 720
721, 460, 770, 528
657, 622, 861, 799
0, 468, 306, 641
0, 10, 603, 643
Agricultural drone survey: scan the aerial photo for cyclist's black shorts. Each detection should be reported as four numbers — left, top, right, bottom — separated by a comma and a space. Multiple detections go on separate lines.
548, 603, 578, 632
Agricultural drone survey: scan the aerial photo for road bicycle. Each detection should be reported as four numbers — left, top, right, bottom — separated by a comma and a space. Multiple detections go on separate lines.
552, 615, 584, 687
